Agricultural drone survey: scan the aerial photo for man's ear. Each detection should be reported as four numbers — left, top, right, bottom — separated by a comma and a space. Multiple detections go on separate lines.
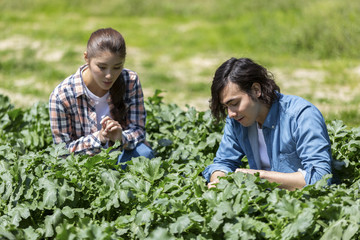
251, 83, 262, 98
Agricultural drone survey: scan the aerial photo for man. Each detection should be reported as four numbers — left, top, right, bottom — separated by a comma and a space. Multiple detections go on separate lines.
203, 57, 332, 191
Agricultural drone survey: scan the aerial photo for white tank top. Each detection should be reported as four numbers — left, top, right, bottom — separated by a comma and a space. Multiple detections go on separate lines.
257, 123, 271, 170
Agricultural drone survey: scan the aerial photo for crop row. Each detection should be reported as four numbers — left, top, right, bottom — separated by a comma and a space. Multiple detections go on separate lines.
0, 93, 359, 239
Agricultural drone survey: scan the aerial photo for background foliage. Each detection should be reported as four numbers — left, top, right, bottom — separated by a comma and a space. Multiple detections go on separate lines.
0, 93, 359, 239
0, 0, 360, 126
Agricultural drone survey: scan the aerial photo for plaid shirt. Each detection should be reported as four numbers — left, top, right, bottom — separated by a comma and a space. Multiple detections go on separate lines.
49, 64, 147, 155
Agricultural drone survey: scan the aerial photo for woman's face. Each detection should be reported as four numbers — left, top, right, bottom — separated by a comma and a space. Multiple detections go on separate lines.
84, 51, 124, 97
220, 81, 268, 127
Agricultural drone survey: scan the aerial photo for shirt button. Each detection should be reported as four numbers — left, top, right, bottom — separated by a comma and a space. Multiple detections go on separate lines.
272, 125, 275, 129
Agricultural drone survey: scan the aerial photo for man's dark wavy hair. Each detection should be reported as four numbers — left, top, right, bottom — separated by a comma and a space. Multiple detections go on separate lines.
210, 57, 280, 122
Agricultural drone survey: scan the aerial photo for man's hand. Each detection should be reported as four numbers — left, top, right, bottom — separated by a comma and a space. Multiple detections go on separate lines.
208, 171, 226, 189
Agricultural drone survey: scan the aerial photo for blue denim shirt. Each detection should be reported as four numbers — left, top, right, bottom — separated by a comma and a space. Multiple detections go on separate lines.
202, 93, 332, 186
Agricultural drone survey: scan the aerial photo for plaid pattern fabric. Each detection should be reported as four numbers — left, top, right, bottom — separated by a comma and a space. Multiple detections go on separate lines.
49, 64, 147, 155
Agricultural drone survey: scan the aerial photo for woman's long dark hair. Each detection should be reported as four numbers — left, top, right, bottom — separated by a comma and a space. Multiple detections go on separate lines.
210, 57, 280, 122
86, 28, 127, 127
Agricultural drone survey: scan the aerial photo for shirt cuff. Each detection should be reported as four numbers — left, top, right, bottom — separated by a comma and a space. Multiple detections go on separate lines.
202, 164, 233, 182
297, 168, 307, 179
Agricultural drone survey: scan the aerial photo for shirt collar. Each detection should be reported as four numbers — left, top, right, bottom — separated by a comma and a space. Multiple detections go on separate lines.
74, 64, 88, 98
262, 92, 282, 129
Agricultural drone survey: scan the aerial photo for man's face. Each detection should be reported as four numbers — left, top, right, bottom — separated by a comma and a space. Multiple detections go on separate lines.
220, 81, 263, 127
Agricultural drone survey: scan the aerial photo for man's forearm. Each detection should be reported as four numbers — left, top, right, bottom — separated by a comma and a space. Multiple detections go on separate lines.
260, 170, 306, 191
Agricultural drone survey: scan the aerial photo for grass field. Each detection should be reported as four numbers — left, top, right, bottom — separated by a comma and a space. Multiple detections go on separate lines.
1, 0, 359, 126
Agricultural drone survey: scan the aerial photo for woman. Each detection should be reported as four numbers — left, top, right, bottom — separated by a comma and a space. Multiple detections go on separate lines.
203, 57, 332, 191
49, 28, 154, 165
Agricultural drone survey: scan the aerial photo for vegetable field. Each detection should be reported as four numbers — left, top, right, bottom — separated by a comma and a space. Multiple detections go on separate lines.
0, 92, 359, 239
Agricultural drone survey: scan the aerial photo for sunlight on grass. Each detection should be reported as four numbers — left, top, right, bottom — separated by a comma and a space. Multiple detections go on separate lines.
0, 0, 359, 126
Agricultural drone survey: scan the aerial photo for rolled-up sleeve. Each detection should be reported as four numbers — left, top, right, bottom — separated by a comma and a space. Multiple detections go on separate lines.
294, 106, 332, 185
49, 91, 103, 155
202, 117, 245, 182
122, 70, 146, 150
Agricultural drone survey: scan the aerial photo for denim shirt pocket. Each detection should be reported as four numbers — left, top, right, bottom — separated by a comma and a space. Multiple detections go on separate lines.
278, 151, 302, 173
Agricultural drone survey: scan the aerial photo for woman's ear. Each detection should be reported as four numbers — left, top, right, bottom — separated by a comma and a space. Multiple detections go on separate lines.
84, 51, 89, 64
251, 83, 262, 98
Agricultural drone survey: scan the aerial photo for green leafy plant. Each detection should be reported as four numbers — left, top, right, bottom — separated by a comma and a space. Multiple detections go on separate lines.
0, 92, 359, 239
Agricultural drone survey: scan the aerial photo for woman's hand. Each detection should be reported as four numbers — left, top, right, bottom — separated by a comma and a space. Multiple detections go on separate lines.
99, 116, 123, 143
